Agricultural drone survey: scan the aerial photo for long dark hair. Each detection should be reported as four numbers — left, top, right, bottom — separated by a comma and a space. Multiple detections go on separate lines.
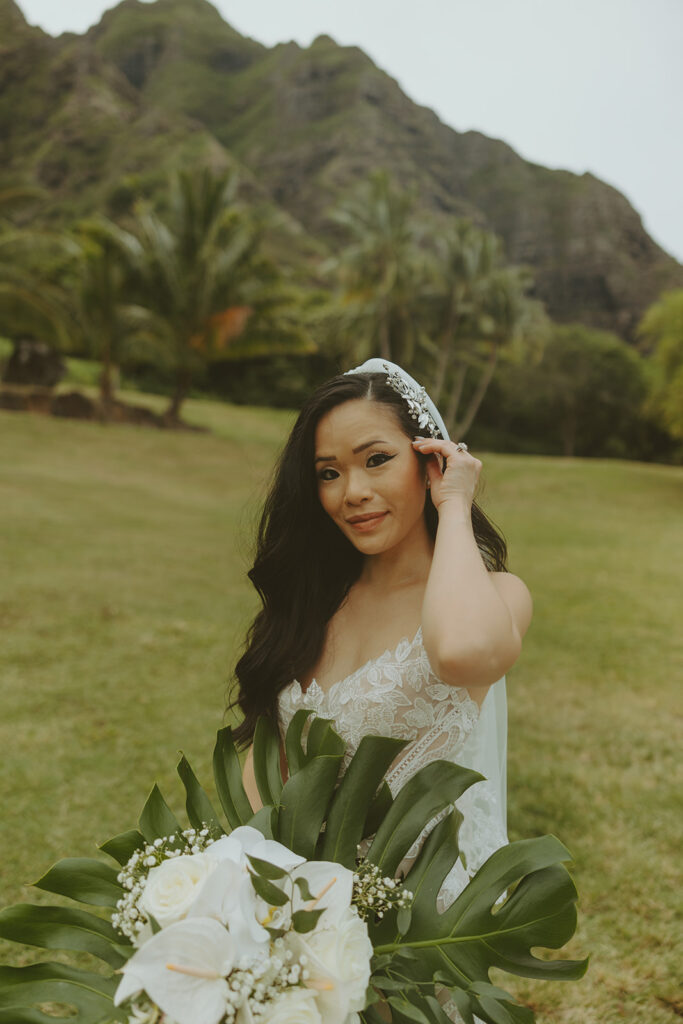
230, 371, 508, 747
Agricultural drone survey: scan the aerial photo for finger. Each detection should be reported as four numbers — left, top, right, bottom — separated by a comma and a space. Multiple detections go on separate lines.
425, 454, 443, 483
413, 438, 470, 461
412, 437, 450, 453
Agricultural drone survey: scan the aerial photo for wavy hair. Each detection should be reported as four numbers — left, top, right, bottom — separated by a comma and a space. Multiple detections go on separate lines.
230, 371, 508, 747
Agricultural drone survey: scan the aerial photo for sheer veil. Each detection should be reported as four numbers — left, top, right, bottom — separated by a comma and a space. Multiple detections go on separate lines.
344, 358, 508, 843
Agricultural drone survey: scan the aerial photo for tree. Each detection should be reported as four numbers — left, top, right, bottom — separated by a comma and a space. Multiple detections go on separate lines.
320, 174, 545, 437
0, 184, 77, 351
421, 219, 499, 406
637, 289, 683, 440
122, 167, 313, 424
68, 218, 147, 416
418, 215, 548, 438
530, 323, 647, 457
322, 170, 426, 365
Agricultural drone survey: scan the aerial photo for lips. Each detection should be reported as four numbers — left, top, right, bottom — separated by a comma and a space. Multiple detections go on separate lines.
346, 511, 389, 533
346, 511, 387, 524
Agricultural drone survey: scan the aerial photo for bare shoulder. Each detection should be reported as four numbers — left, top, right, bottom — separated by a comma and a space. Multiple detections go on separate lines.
490, 571, 533, 638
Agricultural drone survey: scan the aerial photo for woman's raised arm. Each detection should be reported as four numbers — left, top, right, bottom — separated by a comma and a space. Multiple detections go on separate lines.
414, 437, 532, 689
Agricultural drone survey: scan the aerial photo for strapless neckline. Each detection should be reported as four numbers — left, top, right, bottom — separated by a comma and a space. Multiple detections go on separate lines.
292, 625, 423, 700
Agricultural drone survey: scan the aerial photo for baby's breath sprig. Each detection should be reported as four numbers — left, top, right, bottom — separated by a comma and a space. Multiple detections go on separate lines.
352, 852, 413, 921
223, 939, 305, 1022
112, 825, 221, 942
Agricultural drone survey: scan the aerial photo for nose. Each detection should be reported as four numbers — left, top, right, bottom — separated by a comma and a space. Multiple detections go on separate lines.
344, 467, 373, 506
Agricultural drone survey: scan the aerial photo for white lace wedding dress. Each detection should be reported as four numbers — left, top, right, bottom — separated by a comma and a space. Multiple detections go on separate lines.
278, 625, 508, 1023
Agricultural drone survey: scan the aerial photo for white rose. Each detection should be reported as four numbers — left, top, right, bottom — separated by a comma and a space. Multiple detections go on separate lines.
236, 988, 322, 1024
288, 909, 373, 1024
140, 853, 214, 928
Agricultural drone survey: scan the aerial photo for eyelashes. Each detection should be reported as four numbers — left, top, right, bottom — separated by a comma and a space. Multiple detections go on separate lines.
367, 452, 394, 468
317, 452, 395, 482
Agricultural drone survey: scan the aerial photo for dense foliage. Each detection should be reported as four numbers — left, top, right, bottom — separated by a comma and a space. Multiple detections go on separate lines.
0, 163, 678, 460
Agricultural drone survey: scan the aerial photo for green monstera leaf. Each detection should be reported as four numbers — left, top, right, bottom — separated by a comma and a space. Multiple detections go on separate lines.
0, 963, 123, 1024
364, 800, 587, 1024
0, 715, 586, 1024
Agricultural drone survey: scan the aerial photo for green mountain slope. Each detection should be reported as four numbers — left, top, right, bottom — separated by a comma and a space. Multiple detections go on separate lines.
5, 0, 683, 337
2, 0, 320, 268
1, 0, 233, 217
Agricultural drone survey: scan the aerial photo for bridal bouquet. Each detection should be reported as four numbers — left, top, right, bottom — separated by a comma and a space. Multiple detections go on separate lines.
110, 824, 408, 1024
0, 711, 587, 1024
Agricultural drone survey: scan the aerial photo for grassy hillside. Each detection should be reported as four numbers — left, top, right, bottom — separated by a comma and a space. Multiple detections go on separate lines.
0, 401, 681, 1023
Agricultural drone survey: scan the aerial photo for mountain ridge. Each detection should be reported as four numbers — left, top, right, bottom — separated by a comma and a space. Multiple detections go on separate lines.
4, 0, 682, 339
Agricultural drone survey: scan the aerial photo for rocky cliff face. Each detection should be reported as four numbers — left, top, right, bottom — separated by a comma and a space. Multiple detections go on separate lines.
1, 0, 240, 221
3, 0, 681, 338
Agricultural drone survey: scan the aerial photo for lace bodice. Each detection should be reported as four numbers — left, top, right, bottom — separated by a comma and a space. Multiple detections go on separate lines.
278, 627, 508, 1024
278, 627, 508, 908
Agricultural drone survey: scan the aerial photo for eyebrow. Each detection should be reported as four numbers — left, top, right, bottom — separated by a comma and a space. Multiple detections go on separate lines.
314, 439, 389, 464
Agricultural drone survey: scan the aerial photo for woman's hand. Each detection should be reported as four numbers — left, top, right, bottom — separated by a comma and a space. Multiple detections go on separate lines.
412, 437, 481, 510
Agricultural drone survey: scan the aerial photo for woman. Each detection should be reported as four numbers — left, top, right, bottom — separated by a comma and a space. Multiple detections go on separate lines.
232, 358, 532, 1017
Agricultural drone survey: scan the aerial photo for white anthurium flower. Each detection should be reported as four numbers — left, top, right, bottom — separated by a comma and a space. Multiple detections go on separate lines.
187, 858, 270, 963
204, 827, 311, 945
208, 827, 305, 873
201, 833, 245, 865
290, 861, 354, 928
287, 908, 373, 1024
114, 917, 234, 1024
140, 853, 214, 929
236, 987, 322, 1024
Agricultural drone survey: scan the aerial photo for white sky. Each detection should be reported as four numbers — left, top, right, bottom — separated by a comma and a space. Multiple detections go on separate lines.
16, 0, 683, 263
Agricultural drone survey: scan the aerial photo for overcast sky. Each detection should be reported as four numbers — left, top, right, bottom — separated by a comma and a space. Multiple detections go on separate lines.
16, 0, 683, 263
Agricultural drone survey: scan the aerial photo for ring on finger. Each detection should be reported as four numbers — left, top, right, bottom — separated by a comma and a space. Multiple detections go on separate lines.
454, 442, 468, 453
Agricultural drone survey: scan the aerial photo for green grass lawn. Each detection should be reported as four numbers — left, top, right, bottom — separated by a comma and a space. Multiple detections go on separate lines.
0, 398, 681, 1023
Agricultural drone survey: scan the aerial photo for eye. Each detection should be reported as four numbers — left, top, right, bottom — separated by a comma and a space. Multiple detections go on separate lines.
317, 467, 339, 482
367, 452, 394, 467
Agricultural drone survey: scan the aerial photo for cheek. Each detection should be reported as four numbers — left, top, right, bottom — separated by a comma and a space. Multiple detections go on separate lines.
395, 465, 426, 509
317, 483, 338, 517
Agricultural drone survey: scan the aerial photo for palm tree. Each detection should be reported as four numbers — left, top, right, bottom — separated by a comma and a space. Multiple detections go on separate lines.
422, 220, 501, 406
417, 216, 547, 437
322, 170, 425, 365
0, 185, 77, 353
123, 167, 312, 425
444, 265, 546, 437
69, 218, 146, 417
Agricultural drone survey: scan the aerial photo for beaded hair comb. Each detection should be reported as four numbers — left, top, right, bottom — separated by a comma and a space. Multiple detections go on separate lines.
382, 362, 442, 438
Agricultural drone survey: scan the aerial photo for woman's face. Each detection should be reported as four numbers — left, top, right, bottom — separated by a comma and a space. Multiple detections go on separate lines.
314, 398, 429, 555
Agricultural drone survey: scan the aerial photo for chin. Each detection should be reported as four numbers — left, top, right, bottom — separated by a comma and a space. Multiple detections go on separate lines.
343, 526, 397, 555
349, 536, 390, 554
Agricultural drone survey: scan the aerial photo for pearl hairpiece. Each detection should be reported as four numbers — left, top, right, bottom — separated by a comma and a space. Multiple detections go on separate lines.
382, 362, 441, 438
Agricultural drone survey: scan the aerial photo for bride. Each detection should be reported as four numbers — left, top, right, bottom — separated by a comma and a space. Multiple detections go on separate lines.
231, 358, 533, 1020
